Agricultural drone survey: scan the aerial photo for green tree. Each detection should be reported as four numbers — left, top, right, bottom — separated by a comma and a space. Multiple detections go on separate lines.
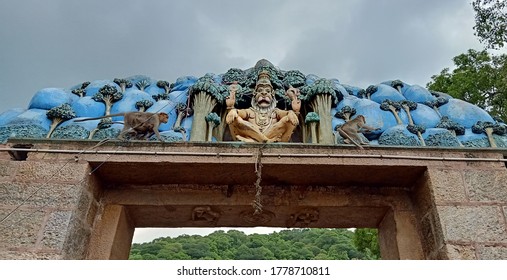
327, 244, 351, 260
472, 0, 507, 49
287, 243, 315, 260
156, 243, 191, 260
353, 228, 381, 260
138, 242, 164, 256
129, 254, 143, 260
427, 49, 507, 120
234, 244, 275, 260
129, 228, 380, 260
142, 253, 158, 260
314, 230, 342, 250
226, 230, 248, 246
314, 252, 333, 260
183, 240, 213, 259
246, 234, 268, 248
266, 236, 292, 259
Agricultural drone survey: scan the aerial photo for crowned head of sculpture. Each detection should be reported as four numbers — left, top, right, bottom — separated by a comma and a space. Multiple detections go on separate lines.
253, 70, 276, 110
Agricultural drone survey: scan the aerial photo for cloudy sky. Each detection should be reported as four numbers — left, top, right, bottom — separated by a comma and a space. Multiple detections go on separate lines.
0, 0, 501, 243
0, 0, 491, 114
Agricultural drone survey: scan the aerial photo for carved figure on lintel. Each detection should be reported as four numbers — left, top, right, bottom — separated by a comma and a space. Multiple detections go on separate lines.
286, 208, 319, 227
191, 206, 220, 224
226, 70, 301, 142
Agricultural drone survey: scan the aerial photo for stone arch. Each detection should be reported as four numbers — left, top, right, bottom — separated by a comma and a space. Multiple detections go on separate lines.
2, 140, 507, 259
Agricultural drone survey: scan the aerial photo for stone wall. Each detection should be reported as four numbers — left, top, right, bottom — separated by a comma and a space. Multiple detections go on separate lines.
414, 159, 507, 259
0, 143, 100, 259
1, 140, 507, 259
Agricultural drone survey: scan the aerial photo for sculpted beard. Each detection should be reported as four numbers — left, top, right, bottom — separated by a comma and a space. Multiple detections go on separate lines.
252, 92, 277, 113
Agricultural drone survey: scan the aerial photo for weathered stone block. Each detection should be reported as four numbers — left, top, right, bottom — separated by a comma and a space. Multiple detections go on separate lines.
40, 211, 72, 250
420, 214, 437, 258
445, 244, 476, 260
428, 168, 466, 203
0, 161, 16, 179
435, 246, 450, 260
62, 214, 92, 259
465, 170, 507, 202
0, 250, 61, 260
394, 211, 424, 259
411, 172, 434, 216
477, 245, 507, 259
0, 209, 44, 250
0, 182, 80, 208
0, 151, 11, 161
75, 190, 91, 221
86, 199, 99, 227
14, 161, 88, 183
438, 206, 507, 243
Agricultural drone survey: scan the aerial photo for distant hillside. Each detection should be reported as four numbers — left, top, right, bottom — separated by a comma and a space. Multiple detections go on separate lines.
129, 228, 380, 260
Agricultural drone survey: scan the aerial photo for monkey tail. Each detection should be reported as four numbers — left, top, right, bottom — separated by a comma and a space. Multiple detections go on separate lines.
74, 113, 125, 122
337, 128, 364, 150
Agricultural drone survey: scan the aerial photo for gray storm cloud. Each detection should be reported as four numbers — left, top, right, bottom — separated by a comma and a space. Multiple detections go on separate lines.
0, 0, 483, 113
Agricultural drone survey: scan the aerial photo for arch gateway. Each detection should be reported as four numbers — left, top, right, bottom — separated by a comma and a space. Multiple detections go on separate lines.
1, 60, 507, 259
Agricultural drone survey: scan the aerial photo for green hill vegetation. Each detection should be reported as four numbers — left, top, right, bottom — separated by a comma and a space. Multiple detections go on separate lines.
129, 228, 380, 260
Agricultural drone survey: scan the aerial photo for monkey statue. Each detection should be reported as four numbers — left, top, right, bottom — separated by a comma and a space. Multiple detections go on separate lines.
75, 111, 169, 141
336, 115, 380, 149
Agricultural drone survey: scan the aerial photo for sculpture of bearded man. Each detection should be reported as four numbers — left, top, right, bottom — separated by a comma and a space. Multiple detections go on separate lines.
225, 70, 301, 142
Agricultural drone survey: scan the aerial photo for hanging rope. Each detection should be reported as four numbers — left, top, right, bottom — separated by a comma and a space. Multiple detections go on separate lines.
252, 147, 263, 215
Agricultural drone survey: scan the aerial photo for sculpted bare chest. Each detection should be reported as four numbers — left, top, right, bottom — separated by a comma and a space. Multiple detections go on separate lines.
247, 109, 277, 132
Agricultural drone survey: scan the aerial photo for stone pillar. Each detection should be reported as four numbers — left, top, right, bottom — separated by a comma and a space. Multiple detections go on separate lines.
0, 151, 99, 259
416, 163, 507, 259
378, 209, 424, 260
87, 204, 135, 260
378, 210, 399, 260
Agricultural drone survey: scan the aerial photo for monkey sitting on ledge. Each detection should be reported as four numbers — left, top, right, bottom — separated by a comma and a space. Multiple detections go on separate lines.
336, 115, 380, 149
75, 112, 169, 141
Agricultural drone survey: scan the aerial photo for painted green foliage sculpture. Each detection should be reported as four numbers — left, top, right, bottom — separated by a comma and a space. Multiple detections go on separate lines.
114, 78, 133, 93
156, 80, 172, 94
380, 100, 403, 125
472, 120, 507, 147
305, 112, 320, 144
2, 59, 507, 148
189, 75, 227, 141
335, 106, 356, 121
135, 99, 153, 112
135, 79, 151, 91
205, 112, 221, 141
71, 82, 90, 98
300, 79, 341, 144
46, 103, 76, 138
92, 84, 123, 115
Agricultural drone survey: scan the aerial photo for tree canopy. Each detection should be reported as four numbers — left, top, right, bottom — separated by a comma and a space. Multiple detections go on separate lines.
472, 0, 507, 49
427, 49, 507, 121
129, 228, 380, 260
